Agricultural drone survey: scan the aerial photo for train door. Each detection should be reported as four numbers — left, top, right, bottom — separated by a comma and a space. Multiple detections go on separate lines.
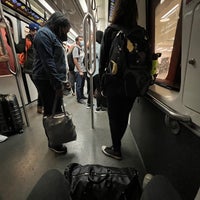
182, 0, 200, 114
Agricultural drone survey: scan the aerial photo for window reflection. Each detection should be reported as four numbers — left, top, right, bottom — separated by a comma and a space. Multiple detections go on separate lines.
155, 0, 181, 79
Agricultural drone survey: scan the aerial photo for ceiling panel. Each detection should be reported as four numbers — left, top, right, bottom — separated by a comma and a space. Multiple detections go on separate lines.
19, 0, 108, 37
38, 0, 108, 34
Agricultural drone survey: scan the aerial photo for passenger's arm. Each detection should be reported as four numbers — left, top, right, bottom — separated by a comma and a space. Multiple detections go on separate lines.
34, 32, 63, 90
73, 57, 83, 75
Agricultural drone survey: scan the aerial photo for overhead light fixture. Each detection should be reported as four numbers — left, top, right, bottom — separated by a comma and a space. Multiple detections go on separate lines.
160, 0, 165, 4
38, 0, 55, 14
160, 18, 170, 22
79, 0, 88, 13
69, 28, 78, 38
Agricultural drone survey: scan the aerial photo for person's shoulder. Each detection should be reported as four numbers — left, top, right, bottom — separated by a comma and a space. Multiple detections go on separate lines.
104, 25, 116, 33
37, 26, 52, 36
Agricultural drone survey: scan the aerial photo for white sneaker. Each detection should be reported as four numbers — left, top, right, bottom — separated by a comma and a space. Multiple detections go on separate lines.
142, 173, 154, 189
0, 134, 8, 143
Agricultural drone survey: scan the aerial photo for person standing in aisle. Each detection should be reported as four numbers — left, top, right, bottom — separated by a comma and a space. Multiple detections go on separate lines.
73, 36, 87, 104
33, 12, 71, 154
99, 0, 145, 160
16, 23, 43, 114
86, 30, 106, 111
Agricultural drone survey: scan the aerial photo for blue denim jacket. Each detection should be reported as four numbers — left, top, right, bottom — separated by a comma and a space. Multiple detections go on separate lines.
33, 26, 66, 90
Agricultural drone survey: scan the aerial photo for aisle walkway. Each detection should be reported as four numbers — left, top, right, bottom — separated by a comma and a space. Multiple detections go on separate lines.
0, 94, 146, 200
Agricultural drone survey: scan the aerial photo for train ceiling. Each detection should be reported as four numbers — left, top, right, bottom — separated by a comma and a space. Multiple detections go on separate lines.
1, 0, 108, 36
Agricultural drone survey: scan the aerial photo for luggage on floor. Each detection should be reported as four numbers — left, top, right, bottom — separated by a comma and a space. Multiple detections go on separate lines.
64, 163, 142, 200
0, 94, 23, 135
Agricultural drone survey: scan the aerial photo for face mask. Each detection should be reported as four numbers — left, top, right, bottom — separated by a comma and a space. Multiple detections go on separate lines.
80, 41, 84, 47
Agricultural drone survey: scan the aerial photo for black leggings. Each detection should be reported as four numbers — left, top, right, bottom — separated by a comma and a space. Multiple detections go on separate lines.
107, 95, 136, 152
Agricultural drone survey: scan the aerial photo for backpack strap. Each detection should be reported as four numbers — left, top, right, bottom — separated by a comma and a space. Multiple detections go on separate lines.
73, 46, 81, 56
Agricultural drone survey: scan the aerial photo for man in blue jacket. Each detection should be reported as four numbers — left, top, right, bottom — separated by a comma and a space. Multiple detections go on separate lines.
33, 12, 71, 154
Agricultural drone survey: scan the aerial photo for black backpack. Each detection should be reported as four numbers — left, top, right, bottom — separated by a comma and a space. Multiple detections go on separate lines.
67, 46, 80, 72
107, 25, 152, 97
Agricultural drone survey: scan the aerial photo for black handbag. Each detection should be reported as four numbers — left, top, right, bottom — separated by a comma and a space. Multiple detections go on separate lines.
64, 163, 141, 200
43, 98, 77, 145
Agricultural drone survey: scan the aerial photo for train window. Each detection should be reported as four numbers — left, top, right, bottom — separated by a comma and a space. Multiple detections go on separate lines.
154, 0, 181, 90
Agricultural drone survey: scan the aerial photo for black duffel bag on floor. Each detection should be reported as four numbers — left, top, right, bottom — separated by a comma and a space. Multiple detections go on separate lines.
64, 163, 141, 200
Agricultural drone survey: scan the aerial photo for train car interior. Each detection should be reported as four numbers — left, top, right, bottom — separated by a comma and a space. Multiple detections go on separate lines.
0, 0, 199, 199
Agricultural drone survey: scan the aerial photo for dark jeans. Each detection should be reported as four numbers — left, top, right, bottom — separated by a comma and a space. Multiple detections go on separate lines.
75, 72, 86, 101
68, 71, 75, 93
87, 74, 107, 108
33, 79, 62, 116
87, 74, 99, 105
107, 94, 136, 152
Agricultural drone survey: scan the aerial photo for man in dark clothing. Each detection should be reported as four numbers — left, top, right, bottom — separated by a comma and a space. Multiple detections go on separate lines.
33, 12, 71, 154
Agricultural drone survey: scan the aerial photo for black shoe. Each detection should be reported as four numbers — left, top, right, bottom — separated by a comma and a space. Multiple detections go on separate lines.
49, 144, 67, 154
81, 96, 87, 99
102, 146, 122, 160
101, 106, 107, 111
86, 103, 91, 109
78, 99, 86, 104
96, 107, 101, 111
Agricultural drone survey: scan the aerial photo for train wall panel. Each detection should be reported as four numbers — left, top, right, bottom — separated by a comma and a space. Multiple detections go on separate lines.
130, 97, 200, 200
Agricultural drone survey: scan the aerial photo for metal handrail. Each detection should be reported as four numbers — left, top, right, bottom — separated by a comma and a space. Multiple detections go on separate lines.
83, 1, 96, 129
0, 2, 29, 126
147, 93, 191, 122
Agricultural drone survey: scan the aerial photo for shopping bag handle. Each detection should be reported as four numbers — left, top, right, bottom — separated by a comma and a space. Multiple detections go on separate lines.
52, 96, 68, 117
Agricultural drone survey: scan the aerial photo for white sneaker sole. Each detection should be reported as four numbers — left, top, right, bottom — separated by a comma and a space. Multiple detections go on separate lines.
101, 146, 122, 160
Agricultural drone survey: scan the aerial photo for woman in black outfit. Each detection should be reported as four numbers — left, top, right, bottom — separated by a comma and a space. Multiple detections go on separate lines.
99, 0, 139, 160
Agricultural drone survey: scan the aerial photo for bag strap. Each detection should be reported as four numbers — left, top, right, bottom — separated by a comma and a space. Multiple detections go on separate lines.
52, 96, 68, 117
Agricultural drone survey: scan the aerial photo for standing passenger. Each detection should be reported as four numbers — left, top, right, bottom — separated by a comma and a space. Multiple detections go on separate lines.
33, 12, 71, 154
73, 36, 87, 104
68, 45, 76, 96
16, 23, 43, 114
86, 30, 105, 110
100, 0, 139, 160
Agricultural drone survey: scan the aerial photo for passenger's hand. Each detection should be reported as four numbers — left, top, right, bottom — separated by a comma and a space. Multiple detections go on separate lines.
64, 81, 71, 91
79, 71, 84, 76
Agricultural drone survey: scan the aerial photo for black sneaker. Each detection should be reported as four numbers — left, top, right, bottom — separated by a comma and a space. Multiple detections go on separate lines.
49, 145, 67, 154
77, 99, 86, 104
101, 146, 122, 160
81, 96, 87, 99
96, 107, 101, 111
101, 106, 107, 111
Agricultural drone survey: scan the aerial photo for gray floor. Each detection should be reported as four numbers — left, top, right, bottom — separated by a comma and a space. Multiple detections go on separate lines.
0, 94, 146, 200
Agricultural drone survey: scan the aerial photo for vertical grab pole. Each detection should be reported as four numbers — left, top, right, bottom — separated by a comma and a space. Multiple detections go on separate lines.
0, 2, 29, 126
83, 0, 96, 129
